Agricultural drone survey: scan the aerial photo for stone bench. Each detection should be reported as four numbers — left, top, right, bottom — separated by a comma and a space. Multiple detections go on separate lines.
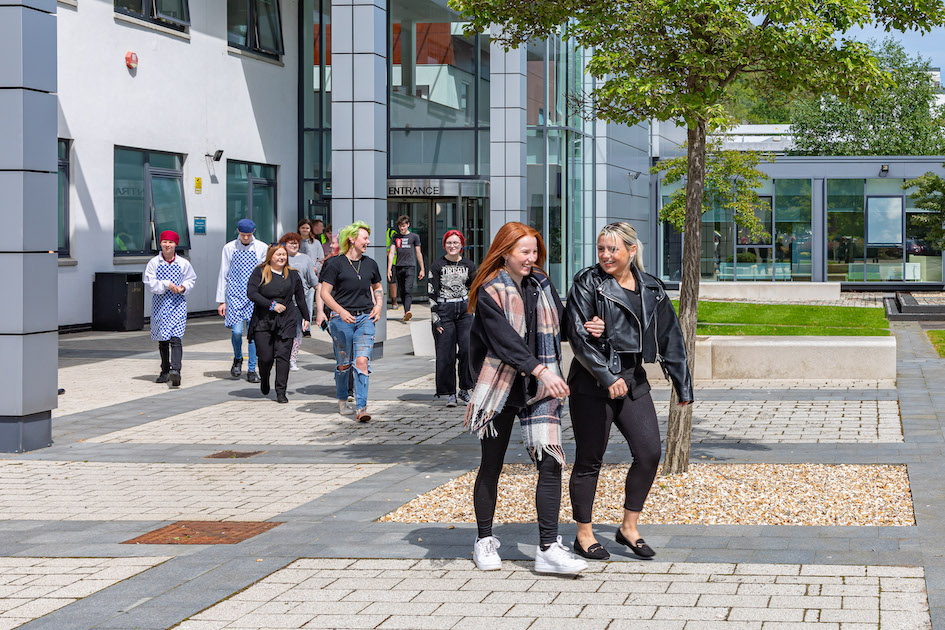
694, 281, 841, 302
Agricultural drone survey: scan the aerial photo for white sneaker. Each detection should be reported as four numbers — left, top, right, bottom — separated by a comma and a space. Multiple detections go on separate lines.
338, 400, 354, 416
289, 360, 300, 372
473, 536, 502, 571
534, 536, 588, 575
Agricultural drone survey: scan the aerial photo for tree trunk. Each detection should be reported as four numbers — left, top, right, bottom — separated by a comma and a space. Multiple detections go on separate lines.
661, 120, 707, 476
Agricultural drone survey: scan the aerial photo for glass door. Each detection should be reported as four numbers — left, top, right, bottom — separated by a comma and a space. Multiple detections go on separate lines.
387, 199, 433, 300
865, 196, 904, 281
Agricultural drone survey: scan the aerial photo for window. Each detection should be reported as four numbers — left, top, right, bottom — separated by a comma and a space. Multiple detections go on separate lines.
115, 0, 190, 30
227, 161, 277, 245
114, 147, 190, 255
57, 140, 70, 257
227, 0, 284, 56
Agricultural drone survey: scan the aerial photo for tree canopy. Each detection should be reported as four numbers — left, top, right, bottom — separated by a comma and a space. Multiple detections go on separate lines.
791, 39, 945, 156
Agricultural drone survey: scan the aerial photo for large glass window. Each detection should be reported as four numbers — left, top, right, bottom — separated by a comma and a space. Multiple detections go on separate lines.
228, 0, 284, 56
302, 0, 332, 222
774, 179, 812, 281
115, 0, 190, 29
113, 147, 190, 255
906, 192, 943, 282
58, 140, 70, 257
388, 0, 489, 177
227, 161, 277, 245
826, 179, 865, 281
525, 32, 595, 291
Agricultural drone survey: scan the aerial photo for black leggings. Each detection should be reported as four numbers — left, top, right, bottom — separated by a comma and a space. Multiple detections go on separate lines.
569, 392, 661, 522
158, 337, 182, 372
474, 408, 562, 546
395, 266, 415, 312
254, 331, 293, 396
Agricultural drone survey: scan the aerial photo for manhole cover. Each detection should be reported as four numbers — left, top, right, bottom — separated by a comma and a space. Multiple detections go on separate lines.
122, 521, 281, 545
205, 450, 264, 459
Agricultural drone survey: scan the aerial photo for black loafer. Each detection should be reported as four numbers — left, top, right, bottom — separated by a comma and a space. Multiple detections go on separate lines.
573, 538, 610, 560
155, 372, 169, 384
276, 393, 288, 404
615, 529, 655, 558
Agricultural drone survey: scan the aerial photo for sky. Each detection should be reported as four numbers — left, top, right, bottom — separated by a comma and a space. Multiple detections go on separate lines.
846, 25, 945, 69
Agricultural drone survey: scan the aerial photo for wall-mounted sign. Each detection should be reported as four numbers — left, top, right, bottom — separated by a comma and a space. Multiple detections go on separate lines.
194, 216, 207, 235
387, 179, 489, 198
195, 177, 202, 194
389, 185, 441, 196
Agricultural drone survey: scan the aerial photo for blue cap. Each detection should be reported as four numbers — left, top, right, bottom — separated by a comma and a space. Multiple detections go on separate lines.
236, 219, 256, 234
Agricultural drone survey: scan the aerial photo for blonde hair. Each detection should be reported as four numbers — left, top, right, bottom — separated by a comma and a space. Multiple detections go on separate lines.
339, 221, 371, 254
598, 222, 645, 272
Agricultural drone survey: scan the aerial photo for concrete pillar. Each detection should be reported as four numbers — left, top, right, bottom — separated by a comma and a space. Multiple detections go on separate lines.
331, 0, 388, 349
0, 0, 58, 452
488, 33, 527, 237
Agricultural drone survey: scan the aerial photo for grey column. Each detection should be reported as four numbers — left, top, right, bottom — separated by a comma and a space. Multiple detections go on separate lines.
488, 34, 527, 238
331, 0, 388, 350
0, 0, 57, 452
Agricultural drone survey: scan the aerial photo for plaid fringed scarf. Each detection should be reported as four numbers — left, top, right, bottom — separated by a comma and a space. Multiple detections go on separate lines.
464, 269, 566, 464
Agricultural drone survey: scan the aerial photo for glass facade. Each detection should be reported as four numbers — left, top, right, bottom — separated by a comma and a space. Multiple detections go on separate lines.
301, 0, 332, 222
227, 161, 277, 245
664, 175, 944, 284
388, 0, 490, 178
525, 33, 594, 291
113, 147, 189, 255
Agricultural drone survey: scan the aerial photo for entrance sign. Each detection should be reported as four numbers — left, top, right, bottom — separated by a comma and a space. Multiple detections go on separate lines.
387, 179, 488, 198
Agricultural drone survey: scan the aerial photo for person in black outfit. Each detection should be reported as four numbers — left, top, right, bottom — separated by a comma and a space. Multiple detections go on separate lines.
386, 215, 424, 322
429, 229, 477, 407
466, 222, 604, 575
246, 244, 310, 403
566, 222, 693, 560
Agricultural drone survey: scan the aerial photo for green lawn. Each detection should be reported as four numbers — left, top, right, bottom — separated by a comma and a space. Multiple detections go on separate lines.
670, 301, 890, 336
927, 330, 945, 357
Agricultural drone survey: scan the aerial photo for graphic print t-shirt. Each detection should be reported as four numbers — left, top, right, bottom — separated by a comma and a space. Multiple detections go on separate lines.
392, 232, 421, 268
428, 256, 477, 325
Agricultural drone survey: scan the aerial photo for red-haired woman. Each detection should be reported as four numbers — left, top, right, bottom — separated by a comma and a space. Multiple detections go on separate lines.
428, 229, 477, 407
465, 221, 601, 575
246, 244, 310, 403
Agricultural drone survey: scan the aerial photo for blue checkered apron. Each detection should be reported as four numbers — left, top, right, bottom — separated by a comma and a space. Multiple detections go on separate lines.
151, 261, 187, 341
224, 247, 259, 327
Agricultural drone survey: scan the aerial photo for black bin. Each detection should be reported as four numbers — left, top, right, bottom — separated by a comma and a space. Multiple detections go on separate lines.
92, 272, 145, 331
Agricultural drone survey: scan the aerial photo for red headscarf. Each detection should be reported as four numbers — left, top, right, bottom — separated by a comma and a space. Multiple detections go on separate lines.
159, 230, 180, 245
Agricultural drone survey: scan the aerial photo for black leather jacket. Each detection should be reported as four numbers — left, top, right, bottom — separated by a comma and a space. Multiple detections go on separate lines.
566, 264, 693, 402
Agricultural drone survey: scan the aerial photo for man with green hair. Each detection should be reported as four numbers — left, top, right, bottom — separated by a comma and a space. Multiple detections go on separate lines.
318, 221, 384, 422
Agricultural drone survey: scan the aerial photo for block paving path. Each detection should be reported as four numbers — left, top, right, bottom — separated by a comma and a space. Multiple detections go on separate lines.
0, 312, 941, 629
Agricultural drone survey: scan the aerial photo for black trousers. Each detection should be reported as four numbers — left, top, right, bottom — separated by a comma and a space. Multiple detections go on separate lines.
394, 266, 416, 312
474, 408, 562, 546
433, 301, 474, 395
255, 331, 293, 396
569, 391, 661, 521
158, 337, 182, 372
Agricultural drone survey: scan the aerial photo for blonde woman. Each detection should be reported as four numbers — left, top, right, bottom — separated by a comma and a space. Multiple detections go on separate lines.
565, 222, 692, 560
246, 243, 310, 403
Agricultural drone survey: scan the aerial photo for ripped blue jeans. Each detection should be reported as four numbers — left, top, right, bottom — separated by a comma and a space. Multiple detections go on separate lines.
328, 313, 375, 409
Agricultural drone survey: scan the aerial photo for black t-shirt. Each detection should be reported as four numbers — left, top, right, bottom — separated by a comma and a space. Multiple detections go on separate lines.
622, 283, 643, 327
392, 232, 421, 268
320, 254, 382, 311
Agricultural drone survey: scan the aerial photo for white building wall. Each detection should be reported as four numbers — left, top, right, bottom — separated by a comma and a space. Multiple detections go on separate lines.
57, 0, 299, 326
594, 121, 653, 267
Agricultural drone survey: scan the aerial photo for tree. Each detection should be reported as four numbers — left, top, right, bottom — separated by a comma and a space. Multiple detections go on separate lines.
791, 39, 945, 156
724, 78, 798, 124
904, 169, 945, 251
451, 0, 945, 474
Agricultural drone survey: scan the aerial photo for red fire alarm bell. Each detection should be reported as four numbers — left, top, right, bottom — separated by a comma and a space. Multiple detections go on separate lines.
125, 52, 138, 69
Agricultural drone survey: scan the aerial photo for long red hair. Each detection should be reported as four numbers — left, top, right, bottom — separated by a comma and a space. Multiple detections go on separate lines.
468, 222, 547, 313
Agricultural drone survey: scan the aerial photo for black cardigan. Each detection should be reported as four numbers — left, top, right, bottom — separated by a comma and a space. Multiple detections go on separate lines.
246, 266, 310, 341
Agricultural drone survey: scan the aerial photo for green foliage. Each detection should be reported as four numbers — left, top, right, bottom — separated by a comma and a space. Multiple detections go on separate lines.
790, 39, 945, 156
724, 78, 799, 124
654, 143, 771, 241
904, 169, 945, 250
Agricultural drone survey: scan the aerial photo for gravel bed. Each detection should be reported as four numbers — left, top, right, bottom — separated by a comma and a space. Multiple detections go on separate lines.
381, 463, 914, 526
